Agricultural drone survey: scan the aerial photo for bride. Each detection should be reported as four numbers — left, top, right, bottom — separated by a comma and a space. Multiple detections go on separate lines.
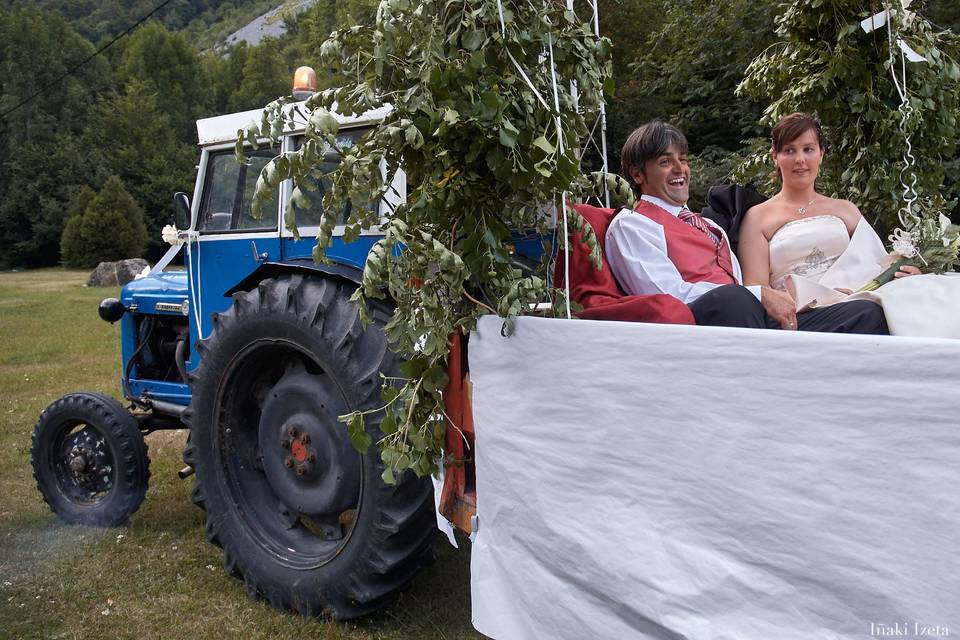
738, 112, 959, 339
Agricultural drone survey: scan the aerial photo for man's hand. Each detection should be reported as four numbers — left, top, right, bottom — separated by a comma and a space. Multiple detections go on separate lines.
761, 286, 798, 330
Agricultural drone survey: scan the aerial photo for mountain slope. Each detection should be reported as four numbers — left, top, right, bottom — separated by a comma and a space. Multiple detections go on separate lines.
0, 0, 283, 49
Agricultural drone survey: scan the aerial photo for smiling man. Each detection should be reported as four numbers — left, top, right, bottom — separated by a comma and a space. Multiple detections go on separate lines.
605, 120, 888, 334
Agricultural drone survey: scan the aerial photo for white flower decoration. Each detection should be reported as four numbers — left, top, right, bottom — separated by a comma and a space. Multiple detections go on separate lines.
161, 224, 184, 246
889, 228, 919, 258
940, 213, 952, 233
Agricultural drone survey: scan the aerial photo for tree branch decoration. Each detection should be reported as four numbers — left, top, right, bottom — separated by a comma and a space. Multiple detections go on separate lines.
735, 0, 960, 237
238, 0, 612, 480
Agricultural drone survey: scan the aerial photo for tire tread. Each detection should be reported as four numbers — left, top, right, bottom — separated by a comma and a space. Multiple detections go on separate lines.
31, 392, 150, 527
184, 274, 435, 620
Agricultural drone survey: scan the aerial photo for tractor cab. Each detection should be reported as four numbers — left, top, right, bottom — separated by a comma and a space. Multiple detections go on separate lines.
111, 102, 398, 410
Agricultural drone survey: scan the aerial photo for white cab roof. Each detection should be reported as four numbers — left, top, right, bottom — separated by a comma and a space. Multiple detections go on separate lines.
195, 103, 392, 147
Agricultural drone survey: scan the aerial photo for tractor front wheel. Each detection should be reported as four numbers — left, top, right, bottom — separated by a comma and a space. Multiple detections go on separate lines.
31, 392, 150, 527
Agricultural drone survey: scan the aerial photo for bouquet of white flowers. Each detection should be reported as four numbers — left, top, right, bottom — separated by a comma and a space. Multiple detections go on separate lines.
859, 213, 960, 292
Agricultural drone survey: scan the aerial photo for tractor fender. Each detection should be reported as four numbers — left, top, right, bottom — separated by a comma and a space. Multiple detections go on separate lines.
223, 258, 363, 296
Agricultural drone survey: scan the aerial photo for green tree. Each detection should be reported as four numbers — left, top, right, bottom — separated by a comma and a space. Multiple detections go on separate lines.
923, 0, 960, 209
231, 38, 292, 111
595, 0, 781, 208
115, 21, 209, 139
598, 0, 672, 175
296, 0, 378, 74
736, 0, 960, 234
0, 6, 109, 268
88, 80, 196, 260
629, 0, 779, 152
199, 1, 384, 116
61, 176, 148, 268
58, 185, 97, 267
0, 0, 284, 50
202, 43, 251, 114
918, 0, 959, 34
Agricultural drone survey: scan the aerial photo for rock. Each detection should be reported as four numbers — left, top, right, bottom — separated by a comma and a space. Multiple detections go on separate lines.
87, 259, 150, 287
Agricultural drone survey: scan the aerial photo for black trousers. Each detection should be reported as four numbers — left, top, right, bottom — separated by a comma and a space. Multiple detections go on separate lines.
689, 284, 889, 335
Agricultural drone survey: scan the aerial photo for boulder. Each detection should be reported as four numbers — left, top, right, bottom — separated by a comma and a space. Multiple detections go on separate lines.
87, 259, 150, 287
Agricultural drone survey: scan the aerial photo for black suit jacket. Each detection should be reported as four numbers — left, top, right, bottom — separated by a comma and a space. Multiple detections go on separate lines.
700, 184, 768, 257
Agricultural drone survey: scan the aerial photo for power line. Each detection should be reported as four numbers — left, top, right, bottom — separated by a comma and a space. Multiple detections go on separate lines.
0, 0, 175, 122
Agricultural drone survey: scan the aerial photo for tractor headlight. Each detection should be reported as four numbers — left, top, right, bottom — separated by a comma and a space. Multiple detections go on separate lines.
98, 298, 127, 323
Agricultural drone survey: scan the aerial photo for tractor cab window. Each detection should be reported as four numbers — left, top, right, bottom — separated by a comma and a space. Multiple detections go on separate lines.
289, 128, 375, 228
198, 146, 280, 233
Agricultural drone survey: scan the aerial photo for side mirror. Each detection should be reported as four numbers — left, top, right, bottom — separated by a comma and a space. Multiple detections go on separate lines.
173, 192, 191, 229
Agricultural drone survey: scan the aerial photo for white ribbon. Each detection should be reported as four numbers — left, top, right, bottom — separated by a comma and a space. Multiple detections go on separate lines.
882, 0, 926, 228
183, 230, 205, 340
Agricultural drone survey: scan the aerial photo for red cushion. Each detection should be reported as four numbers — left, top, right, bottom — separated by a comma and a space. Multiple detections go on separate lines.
553, 203, 695, 324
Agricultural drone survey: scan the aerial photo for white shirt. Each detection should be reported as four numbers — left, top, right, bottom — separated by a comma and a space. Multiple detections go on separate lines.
605, 194, 762, 305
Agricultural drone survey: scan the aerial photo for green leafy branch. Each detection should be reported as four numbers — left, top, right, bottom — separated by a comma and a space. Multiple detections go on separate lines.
244, 0, 612, 480
735, 0, 960, 236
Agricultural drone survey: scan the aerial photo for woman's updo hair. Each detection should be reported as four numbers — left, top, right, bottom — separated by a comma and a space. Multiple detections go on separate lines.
771, 112, 825, 153
770, 112, 825, 181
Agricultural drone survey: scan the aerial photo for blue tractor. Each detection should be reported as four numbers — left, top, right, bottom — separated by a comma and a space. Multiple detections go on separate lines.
30, 101, 440, 619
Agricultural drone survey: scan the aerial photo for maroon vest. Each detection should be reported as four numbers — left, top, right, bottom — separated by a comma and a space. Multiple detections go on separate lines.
633, 200, 736, 284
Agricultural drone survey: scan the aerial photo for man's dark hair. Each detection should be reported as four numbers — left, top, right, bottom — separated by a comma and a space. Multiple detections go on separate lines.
620, 121, 689, 197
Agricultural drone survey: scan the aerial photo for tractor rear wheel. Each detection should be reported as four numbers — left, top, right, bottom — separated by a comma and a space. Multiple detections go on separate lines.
31, 392, 150, 527
184, 274, 435, 619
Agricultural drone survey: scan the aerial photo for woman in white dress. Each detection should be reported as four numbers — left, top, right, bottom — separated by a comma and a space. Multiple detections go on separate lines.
738, 112, 959, 338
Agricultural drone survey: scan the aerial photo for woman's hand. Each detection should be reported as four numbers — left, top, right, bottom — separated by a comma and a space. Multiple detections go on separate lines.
761, 286, 798, 330
894, 265, 922, 278
833, 287, 854, 294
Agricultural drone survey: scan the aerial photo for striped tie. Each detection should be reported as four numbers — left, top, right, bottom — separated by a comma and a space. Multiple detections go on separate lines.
678, 207, 721, 248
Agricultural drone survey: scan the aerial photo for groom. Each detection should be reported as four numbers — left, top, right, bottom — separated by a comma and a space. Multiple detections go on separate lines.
606, 121, 888, 334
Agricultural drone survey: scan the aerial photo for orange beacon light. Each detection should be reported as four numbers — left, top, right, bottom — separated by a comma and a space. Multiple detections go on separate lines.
292, 66, 317, 100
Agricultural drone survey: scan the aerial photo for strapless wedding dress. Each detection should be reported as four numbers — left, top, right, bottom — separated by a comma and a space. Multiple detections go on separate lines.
769, 215, 960, 338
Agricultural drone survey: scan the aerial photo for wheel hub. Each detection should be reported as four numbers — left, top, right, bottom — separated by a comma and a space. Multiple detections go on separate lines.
282, 424, 319, 478
258, 369, 361, 520
69, 453, 88, 473
290, 438, 308, 461
59, 428, 114, 494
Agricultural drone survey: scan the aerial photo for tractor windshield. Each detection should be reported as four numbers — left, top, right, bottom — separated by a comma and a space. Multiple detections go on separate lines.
197, 146, 280, 233
289, 128, 374, 228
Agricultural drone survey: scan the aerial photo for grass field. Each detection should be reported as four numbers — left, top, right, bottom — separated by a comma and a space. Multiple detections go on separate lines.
0, 269, 478, 640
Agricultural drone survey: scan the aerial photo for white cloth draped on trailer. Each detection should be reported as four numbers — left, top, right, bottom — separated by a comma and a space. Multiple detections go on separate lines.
468, 315, 960, 640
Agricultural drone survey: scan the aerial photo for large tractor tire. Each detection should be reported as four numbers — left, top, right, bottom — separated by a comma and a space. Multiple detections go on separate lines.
183, 274, 436, 619
31, 392, 150, 527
